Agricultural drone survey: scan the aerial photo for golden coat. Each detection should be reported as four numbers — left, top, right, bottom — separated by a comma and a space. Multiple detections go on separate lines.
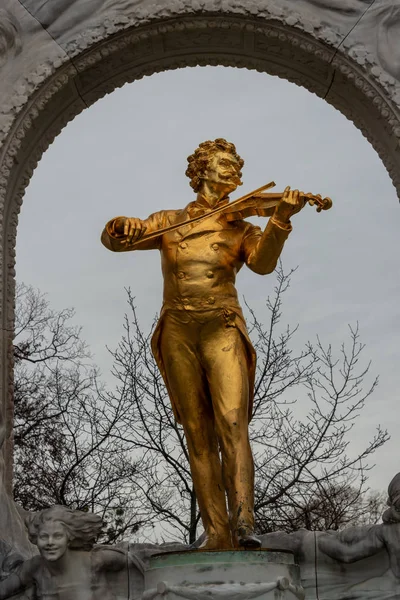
101, 201, 291, 423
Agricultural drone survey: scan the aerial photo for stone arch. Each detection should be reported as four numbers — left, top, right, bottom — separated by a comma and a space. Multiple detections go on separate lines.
0, 1, 399, 490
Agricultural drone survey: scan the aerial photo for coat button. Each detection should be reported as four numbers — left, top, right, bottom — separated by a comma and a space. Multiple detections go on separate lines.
207, 296, 215, 305
178, 271, 185, 279
179, 242, 188, 249
211, 243, 219, 251
182, 298, 189, 305
206, 271, 214, 279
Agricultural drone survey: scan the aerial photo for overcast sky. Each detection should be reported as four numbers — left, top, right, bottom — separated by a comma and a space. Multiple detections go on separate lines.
16, 66, 400, 494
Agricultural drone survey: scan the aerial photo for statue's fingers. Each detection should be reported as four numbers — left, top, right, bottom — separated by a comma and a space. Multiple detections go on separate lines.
132, 220, 146, 243
128, 221, 138, 243
131, 227, 140, 244
127, 225, 133, 243
132, 228, 142, 243
283, 185, 291, 199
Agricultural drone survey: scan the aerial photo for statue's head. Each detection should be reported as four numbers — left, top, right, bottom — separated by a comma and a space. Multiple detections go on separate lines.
26, 506, 103, 561
186, 138, 244, 195
383, 473, 400, 524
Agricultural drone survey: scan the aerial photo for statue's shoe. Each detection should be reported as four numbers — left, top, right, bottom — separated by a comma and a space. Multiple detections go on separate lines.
237, 529, 262, 548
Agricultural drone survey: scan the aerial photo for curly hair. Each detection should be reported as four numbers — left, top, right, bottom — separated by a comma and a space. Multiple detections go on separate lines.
26, 506, 103, 550
186, 138, 244, 193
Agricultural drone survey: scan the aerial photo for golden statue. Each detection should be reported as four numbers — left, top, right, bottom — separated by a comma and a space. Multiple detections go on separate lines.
101, 139, 331, 550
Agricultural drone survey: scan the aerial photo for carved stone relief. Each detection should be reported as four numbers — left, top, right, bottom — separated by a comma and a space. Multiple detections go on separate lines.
0, 426, 35, 562
260, 474, 400, 599
0, 9, 21, 68
1, 476, 399, 600
11, 0, 400, 96
0, 1, 398, 147
0, 506, 144, 600
0, 0, 68, 139
354, 2, 400, 82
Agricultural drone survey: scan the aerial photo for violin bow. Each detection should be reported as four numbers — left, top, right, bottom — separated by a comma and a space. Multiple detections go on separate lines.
123, 181, 277, 247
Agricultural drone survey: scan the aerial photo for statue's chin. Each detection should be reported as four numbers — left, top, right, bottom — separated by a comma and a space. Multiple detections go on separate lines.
41, 550, 65, 561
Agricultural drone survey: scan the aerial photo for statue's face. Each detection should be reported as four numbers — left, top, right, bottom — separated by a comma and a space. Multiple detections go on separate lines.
37, 521, 69, 562
203, 150, 241, 195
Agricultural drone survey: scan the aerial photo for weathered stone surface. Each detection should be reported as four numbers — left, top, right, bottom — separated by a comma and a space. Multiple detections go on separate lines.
0, 505, 143, 600
261, 529, 397, 599
1, 482, 400, 600
0, 426, 35, 575
8, 0, 400, 107
0, 7, 21, 68
143, 550, 304, 600
0, 0, 67, 137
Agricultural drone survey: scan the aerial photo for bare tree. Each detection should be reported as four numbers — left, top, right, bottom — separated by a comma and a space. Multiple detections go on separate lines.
108, 301, 197, 543
13, 283, 146, 542
108, 264, 389, 543
353, 489, 388, 527
269, 484, 389, 532
249, 266, 387, 533
13, 270, 388, 544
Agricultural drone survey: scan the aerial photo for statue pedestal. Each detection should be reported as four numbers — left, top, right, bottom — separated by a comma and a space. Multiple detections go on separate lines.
143, 550, 305, 600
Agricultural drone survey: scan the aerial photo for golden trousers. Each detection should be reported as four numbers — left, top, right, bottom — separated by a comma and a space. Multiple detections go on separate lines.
159, 308, 255, 543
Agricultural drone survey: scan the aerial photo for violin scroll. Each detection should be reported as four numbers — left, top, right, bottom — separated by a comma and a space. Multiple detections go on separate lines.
301, 192, 332, 212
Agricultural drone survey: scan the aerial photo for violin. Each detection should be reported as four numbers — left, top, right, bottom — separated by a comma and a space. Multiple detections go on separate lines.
224, 190, 332, 222
115, 181, 332, 247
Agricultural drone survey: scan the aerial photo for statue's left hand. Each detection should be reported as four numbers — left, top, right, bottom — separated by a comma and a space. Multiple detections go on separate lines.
273, 187, 306, 224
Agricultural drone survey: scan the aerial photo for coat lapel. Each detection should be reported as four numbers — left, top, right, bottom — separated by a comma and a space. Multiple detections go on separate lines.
178, 198, 231, 240
164, 199, 233, 241
181, 213, 226, 239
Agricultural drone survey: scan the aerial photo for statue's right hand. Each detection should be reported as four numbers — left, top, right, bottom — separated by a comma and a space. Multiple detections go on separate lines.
120, 217, 147, 245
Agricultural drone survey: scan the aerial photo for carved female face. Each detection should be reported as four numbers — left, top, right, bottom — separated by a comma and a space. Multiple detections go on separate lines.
36, 521, 70, 562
